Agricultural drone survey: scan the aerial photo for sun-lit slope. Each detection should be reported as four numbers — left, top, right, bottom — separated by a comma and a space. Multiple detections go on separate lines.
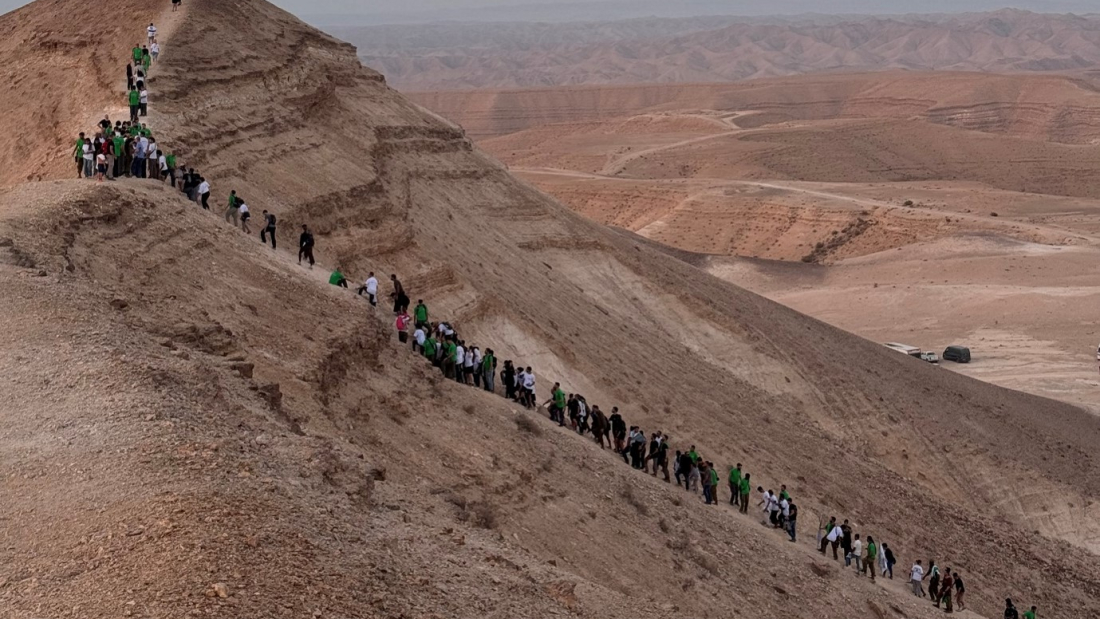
3, 0, 1100, 617
411, 71, 1100, 143
0, 0, 166, 186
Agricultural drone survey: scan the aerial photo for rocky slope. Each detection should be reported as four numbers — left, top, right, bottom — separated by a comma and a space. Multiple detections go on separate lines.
4, 1, 1100, 618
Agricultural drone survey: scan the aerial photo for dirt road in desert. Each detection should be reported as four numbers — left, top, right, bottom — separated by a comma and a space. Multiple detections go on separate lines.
498, 108, 1100, 413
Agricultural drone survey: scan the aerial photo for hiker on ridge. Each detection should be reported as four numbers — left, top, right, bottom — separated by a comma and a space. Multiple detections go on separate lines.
239, 200, 252, 233
910, 560, 924, 597
728, 463, 742, 506
390, 274, 409, 314
261, 210, 277, 248
481, 348, 496, 392
1003, 599, 1019, 619
413, 299, 429, 330
147, 23, 157, 43
357, 271, 379, 305
73, 133, 86, 179
225, 191, 239, 226
937, 567, 954, 613
786, 499, 798, 542
298, 224, 315, 268
329, 267, 349, 289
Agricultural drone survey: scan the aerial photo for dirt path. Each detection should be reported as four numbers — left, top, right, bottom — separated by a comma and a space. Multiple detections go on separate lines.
599, 111, 758, 176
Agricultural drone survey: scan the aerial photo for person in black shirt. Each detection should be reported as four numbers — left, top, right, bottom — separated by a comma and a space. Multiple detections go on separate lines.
882, 543, 896, 579
954, 572, 966, 610
1004, 599, 1019, 619
261, 210, 277, 249
609, 406, 626, 452
677, 450, 693, 491
298, 224, 315, 268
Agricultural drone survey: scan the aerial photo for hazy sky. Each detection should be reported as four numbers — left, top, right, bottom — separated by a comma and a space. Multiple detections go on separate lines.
1, 0, 1097, 24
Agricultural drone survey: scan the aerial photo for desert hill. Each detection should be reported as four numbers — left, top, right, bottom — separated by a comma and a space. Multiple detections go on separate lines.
4, 1, 1100, 619
344, 9, 1100, 91
411, 72, 1100, 411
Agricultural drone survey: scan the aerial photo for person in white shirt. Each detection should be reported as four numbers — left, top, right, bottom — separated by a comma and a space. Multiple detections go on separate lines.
95, 153, 106, 182
470, 347, 483, 387
358, 271, 379, 305
779, 497, 790, 528
139, 87, 148, 116
413, 327, 426, 353
521, 367, 535, 407
238, 201, 251, 233
463, 344, 476, 383
196, 178, 211, 210
147, 23, 157, 43
848, 534, 864, 572
454, 344, 465, 384
150, 41, 160, 63
910, 561, 924, 597
81, 142, 94, 178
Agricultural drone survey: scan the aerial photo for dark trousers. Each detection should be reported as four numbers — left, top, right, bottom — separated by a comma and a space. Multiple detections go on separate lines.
131, 157, 146, 178
129, 105, 139, 121
729, 483, 738, 505
739, 492, 749, 513
201, 192, 210, 210
261, 226, 276, 249
139, 103, 147, 116
299, 246, 314, 265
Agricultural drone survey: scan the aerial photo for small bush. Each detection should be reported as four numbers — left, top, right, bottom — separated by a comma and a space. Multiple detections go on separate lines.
903, 200, 914, 207
620, 483, 649, 516
516, 414, 542, 436
463, 404, 476, 415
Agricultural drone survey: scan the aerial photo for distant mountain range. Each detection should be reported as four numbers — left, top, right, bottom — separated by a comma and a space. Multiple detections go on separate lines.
330, 9, 1100, 90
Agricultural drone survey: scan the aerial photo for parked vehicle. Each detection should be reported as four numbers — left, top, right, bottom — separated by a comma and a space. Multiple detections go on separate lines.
920, 352, 940, 364
884, 342, 922, 358
942, 345, 971, 363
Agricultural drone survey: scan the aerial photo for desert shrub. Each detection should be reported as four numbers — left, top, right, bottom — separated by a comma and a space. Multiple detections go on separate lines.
516, 414, 542, 436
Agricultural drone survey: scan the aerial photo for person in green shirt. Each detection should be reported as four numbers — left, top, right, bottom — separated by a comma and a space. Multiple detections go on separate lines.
423, 335, 437, 362
688, 446, 700, 463
728, 464, 742, 506
545, 383, 566, 425
329, 269, 348, 288
481, 348, 496, 392
442, 340, 457, 379
739, 473, 751, 513
72, 133, 85, 178
1022, 606, 1037, 619
132, 45, 142, 64
708, 463, 720, 502
165, 152, 177, 187
128, 89, 140, 122
864, 537, 878, 582
413, 300, 429, 329
141, 46, 151, 72
780, 485, 790, 501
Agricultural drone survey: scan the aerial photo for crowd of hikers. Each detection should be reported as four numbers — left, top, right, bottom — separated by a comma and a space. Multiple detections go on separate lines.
72, 15, 1042, 619
339, 268, 1043, 618
72, 19, 270, 246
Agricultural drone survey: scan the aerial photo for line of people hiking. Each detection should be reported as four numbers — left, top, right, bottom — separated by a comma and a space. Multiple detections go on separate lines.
326, 264, 1048, 619
70, 21, 282, 252
88, 19, 1040, 619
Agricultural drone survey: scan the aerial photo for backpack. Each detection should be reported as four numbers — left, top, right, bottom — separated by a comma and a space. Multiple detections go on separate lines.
268, 213, 276, 225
